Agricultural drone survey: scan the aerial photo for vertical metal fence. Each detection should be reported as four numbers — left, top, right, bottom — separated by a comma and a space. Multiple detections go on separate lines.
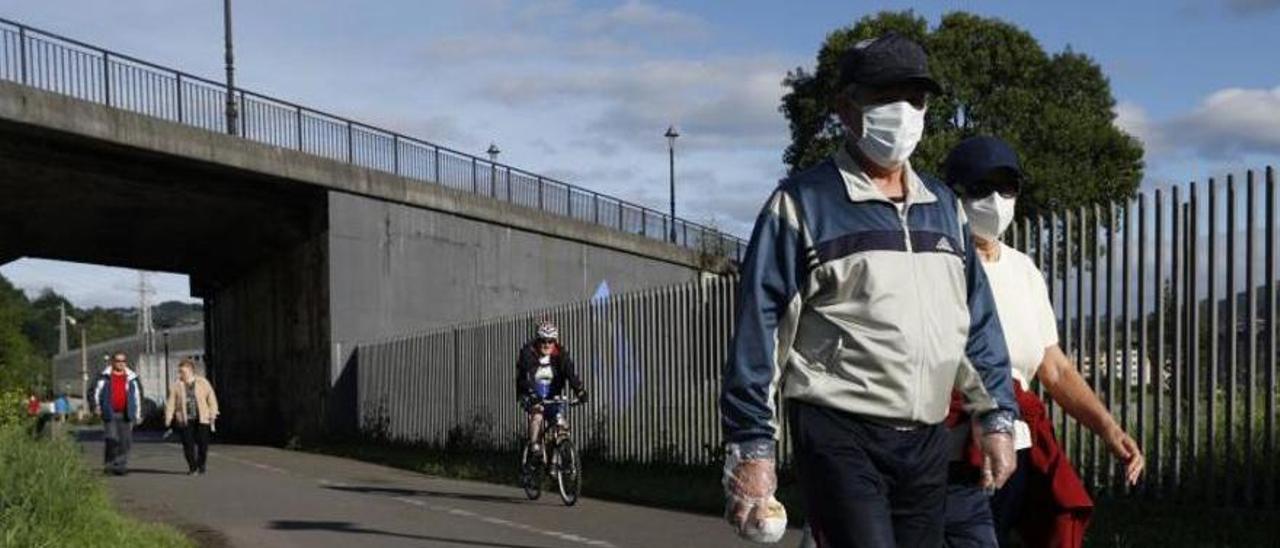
355, 277, 738, 466
0, 17, 746, 261
1007, 167, 1278, 507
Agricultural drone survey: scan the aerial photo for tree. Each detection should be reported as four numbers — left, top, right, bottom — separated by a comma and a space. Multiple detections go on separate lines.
0, 275, 45, 392
780, 11, 1144, 219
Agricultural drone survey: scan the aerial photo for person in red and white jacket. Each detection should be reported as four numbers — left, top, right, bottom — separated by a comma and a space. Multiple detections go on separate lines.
941, 136, 1145, 548
92, 352, 143, 476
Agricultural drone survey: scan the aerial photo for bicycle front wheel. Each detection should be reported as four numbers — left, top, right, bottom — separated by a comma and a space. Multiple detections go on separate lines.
554, 439, 581, 506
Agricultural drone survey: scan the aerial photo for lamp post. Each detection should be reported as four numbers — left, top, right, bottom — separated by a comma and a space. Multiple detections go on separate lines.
664, 126, 679, 243
65, 316, 87, 420
224, 0, 238, 135
486, 143, 500, 197
163, 331, 171, 392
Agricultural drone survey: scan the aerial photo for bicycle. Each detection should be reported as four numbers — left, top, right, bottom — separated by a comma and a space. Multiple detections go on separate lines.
518, 395, 582, 506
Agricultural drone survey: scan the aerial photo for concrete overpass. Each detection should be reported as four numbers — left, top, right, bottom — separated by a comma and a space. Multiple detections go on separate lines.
0, 19, 739, 443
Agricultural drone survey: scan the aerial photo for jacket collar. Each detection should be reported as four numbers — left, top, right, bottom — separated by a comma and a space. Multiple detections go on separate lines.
834, 143, 937, 206
100, 366, 138, 381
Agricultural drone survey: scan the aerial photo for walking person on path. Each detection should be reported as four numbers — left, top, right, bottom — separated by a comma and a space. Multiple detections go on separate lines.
92, 352, 143, 475
165, 359, 220, 475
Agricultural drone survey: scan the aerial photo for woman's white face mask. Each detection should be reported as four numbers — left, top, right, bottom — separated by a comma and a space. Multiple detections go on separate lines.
964, 193, 1017, 241
856, 100, 926, 169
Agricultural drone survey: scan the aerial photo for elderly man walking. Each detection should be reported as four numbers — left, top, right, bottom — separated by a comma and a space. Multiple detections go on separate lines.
93, 352, 143, 475
720, 33, 1019, 547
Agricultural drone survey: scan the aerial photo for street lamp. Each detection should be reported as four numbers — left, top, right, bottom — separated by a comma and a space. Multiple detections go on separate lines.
163, 331, 171, 392
664, 126, 679, 243
224, 0, 238, 136
486, 143, 500, 197
65, 316, 88, 420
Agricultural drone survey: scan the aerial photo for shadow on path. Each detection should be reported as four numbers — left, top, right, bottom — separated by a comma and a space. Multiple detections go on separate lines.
269, 520, 556, 548
325, 484, 526, 505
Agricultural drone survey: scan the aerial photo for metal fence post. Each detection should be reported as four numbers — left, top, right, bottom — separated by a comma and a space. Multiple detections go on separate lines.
175, 73, 183, 123
1207, 178, 1219, 505
18, 26, 27, 85
101, 51, 110, 106
471, 157, 477, 193
433, 146, 441, 183
346, 120, 354, 163
1267, 166, 1277, 509
452, 327, 460, 427
537, 176, 544, 210
295, 106, 303, 151
1227, 175, 1238, 505
1246, 170, 1258, 505
393, 135, 400, 175
506, 167, 512, 202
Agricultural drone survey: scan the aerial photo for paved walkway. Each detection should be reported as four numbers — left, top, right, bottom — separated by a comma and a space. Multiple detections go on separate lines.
79, 430, 800, 547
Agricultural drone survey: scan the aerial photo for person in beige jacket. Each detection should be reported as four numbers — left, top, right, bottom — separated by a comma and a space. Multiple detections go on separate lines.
164, 359, 219, 475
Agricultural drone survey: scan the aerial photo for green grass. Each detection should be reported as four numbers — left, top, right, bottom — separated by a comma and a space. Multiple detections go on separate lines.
306, 440, 1280, 547
0, 422, 193, 548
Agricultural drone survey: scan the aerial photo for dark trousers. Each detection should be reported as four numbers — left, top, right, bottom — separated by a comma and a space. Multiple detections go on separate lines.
178, 422, 211, 472
102, 415, 133, 473
944, 449, 1031, 547
790, 401, 950, 548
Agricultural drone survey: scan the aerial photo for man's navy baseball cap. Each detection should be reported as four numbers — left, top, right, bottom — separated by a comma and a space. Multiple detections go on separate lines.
944, 136, 1024, 197
837, 32, 943, 94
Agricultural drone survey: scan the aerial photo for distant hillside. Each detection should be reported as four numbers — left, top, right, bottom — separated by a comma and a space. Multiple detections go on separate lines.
22, 288, 202, 358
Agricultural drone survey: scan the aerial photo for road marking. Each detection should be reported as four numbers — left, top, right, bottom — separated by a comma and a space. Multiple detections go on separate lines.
388, 495, 619, 548
214, 452, 619, 547
209, 451, 289, 474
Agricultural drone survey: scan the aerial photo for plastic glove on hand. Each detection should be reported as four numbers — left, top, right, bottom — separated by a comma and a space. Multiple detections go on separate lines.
722, 443, 787, 543
978, 431, 1016, 492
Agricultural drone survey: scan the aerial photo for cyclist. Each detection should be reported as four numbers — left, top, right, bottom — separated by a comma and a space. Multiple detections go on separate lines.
516, 320, 588, 455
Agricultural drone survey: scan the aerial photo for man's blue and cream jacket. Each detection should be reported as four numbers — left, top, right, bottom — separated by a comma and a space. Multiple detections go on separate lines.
721, 146, 1018, 453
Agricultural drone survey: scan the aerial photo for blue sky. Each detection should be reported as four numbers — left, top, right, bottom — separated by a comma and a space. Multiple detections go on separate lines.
1, 0, 1277, 307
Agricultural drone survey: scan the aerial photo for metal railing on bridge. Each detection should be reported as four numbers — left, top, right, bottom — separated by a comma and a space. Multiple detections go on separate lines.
0, 17, 746, 261
354, 167, 1280, 509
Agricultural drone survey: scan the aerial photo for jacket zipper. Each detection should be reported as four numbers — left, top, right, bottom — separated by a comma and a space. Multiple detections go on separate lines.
897, 201, 926, 421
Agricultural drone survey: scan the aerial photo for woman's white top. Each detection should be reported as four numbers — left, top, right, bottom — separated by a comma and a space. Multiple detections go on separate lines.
981, 242, 1060, 450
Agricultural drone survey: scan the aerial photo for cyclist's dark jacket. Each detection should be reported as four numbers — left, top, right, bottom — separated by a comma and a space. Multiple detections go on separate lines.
515, 341, 584, 401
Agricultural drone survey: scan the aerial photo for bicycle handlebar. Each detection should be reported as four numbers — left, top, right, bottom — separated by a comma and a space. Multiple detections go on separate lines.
535, 396, 583, 407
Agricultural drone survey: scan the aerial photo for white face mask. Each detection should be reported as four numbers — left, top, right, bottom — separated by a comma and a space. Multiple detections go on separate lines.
856, 100, 926, 169
964, 193, 1017, 241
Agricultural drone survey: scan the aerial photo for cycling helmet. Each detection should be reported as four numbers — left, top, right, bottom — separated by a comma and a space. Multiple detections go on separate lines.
535, 320, 559, 341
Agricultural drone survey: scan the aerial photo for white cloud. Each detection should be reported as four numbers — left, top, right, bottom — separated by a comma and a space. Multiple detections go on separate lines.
1116, 86, 1280, 162
1113, 101, 1167, 156
576, 0, 709, 41
0, 259, 196, 309
1169, 87, 1280, 159
1223, 0, 1280, 14
482, 56, 793, 151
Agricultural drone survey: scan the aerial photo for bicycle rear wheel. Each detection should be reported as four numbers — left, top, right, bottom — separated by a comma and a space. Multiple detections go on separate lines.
554, 439, 580, 506
520, 445, 542, 500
